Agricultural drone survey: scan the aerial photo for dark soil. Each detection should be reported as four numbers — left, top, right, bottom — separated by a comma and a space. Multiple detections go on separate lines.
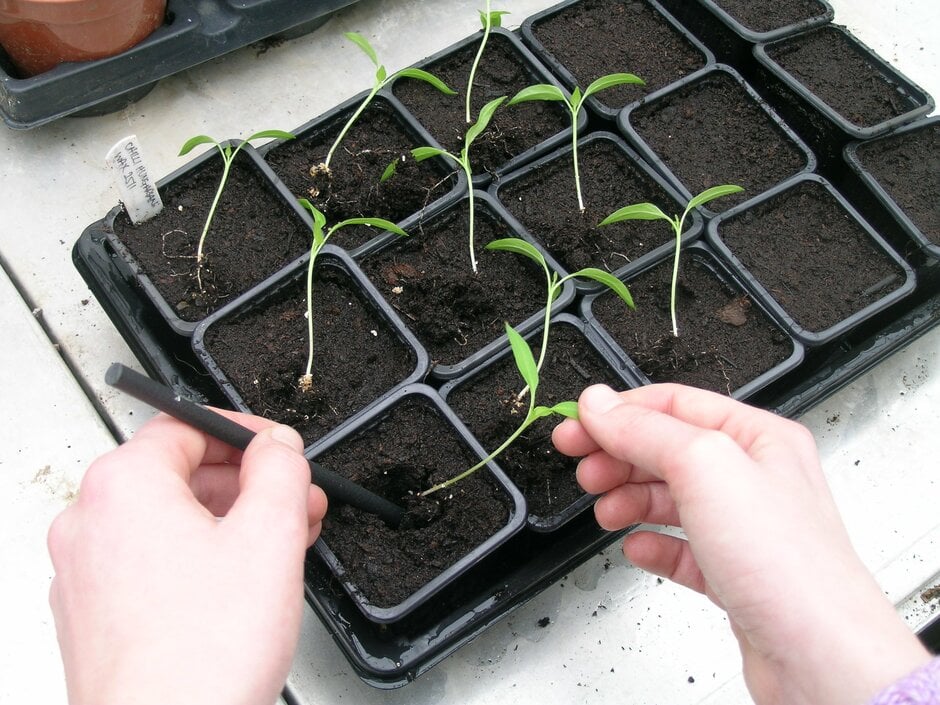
716, 180, 909, 333
497, 137, 679, 274
528, 0, 707, 113
315, 395, 514, 609
359, 198, 547, 371
628, 70, 807, 208
590, 253, 794, 395
766, 26, 917, 128
392, 31, 569, 178
446, 322, 629, 519
712, 0, 827, 32
199, 258, 417, 445
112, 151, 308, 322
854, 123, 940, 246
263, 97, 456, 249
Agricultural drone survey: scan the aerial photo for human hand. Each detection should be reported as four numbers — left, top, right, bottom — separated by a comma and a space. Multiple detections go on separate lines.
48, 410, 327, 705
553, 384, 930, 705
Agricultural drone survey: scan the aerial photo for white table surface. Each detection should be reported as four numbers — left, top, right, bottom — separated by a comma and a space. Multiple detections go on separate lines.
1, 1, 937, 703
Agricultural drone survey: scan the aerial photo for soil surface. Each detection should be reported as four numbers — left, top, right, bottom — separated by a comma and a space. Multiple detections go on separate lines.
315, 395, 514, 609
497, 136, 679, 274
854, 123, 940, 246
766, 26, 918, 128
447, 322, 629, 520
359, 198, 547, 371
629, 71, 807, 207
712, 0, 826, 32
264, 97, 456, 250
590, 253, 794, 395
528, 0, 706, 113
112, 151, 308, 322
200, 260, 417, 444
716, 180, 908, 333
392, 32, 569, 178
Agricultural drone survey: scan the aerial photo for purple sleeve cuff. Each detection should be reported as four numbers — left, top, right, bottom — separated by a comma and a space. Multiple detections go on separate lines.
868, 656, 940, 705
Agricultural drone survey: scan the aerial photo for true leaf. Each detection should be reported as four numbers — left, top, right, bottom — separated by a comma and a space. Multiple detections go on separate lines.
479, 9, 510, 28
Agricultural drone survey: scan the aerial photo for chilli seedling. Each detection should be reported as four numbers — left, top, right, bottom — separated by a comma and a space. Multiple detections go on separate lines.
179, 130, 295, 291
420, 237, 634, 496
411, 95, 506, 273
311, 32, 456, 178
465, 0, 509, 123
600, 184, 743, 337
295, 199, 407, 393
508, 73, 645, 212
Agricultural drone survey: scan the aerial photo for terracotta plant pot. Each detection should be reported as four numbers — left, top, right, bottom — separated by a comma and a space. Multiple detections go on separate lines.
0, 0, 166, 76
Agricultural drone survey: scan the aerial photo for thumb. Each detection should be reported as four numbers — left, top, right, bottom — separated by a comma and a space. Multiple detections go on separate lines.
227, 424, 311, 540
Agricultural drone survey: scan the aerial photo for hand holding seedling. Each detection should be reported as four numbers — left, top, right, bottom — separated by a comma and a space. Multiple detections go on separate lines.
420, 237, 634, 496
508, 73, 645, 212
553, 383, 933, 705
295, 199, 407, 393
179, 130, 295, 292
312, 33, 455, 178
411, 96, 506, 273
600, 184, 743, 336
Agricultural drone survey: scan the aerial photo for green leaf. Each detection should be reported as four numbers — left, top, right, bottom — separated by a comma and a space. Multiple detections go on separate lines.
380, 158, 399, 183
479, 9, 510, 28
550, 401, 579, 419
571, 268, 634, 309
599, 202, 672, 226
465, 96, 506, 147
411, 146, 449, 162
582, 73, 646, 100
485, 238, 546, 268
506, 323, 539, 398
297, 198, 327, 230
376, 64, 388, 83
333, 217, 408, 238
178, 135, 217, 156
244, 129, 295, 143
345, 32, 378, 66
395, 68, 457, 95
687, 184, 744, 210
507, 83, 566, 106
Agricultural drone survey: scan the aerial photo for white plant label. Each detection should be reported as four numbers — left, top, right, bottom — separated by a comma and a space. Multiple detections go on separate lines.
106, 135, 163, 224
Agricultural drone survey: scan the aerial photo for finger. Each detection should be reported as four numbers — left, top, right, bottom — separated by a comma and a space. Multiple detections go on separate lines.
227, 425, 313, 542
623, 530, 707, 595
131, 409, 289, 483
592, 481, 680, 531
576, 384, 755, 486
576, 449, 661, 495
189, 464, 242, 516
552, 417, 601, 458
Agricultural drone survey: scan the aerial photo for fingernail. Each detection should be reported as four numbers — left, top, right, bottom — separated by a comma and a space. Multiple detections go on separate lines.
581, 384, 622, 415
269, 424, 303, 451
